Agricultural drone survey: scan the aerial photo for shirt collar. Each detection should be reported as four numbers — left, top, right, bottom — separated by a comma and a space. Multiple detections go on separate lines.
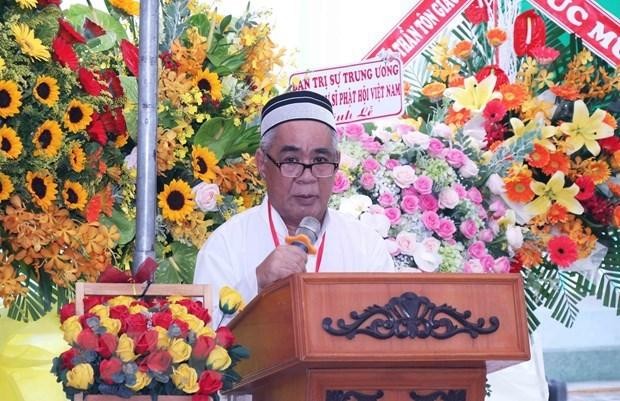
261, 196, 330, 238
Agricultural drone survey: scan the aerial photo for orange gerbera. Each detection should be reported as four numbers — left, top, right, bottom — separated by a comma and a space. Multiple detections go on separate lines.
603, 112, 617, 130
614, 206, 620, 227
486, 28, 507, 47
515, 242, 542, 268
505, 174, 535, 202
583, 159, 610, 184
527, 143, 550, 168
452, 40, 473, 59
448, 75, 464, 87
608, 181, 620, 197
421, 82, 446, 101
547, 203, 568, 224
541, 152, 570, 175
550, 84, 581, 101
445, 106, 471, 126
499, 83, 528, 110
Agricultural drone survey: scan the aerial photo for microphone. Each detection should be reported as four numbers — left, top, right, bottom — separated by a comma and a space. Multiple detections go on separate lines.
286, 216, 321, 254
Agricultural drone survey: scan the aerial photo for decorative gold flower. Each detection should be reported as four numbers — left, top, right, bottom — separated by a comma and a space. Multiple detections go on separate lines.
158, 179, 195, 222
64, 99, 94, 133
0, 80, 23, 119
0, 172, 14, 201
33, 76, 60, 107
191, 146, 218, 182
194, 70, 223, 102
62, 180, 88, 211
109, 0, 139, 16
26, 170, 58, 210
33, 120, 63, 158
68, 142, 86, 172
0, 125, 24, 159
11, 23, 51, 61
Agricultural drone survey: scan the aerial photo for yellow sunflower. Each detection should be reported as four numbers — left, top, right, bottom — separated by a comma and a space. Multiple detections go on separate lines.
158, 179, 195, 222
0, 80, 23, 119
191, 146, 218, 182
0, 172, 14, 201
64, 100, 94, 133
26, 170, 58, 210
33, 76, 60, 107
62, 180, 88, 211
16, 0, 37, 9
68, 142, 86, 172
194, 70, 223, 102
33, 120, 63, 158
109, 0, 140, 16
11, 23, 51, 61
0, 57, 5, 72
0, 125, 23, 159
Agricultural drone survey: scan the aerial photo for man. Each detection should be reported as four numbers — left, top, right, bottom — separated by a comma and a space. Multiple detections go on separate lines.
194, 90, 394, 323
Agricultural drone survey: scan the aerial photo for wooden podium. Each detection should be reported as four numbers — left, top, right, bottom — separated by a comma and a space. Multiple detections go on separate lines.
226, 273, 530, 401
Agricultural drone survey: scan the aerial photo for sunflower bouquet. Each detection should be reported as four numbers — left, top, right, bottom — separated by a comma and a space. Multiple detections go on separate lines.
405, 4, 620, 329
0, 0, 131, 319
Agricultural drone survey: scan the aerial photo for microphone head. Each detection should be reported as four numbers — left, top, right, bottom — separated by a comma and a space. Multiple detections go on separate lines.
296, 216, 321, 244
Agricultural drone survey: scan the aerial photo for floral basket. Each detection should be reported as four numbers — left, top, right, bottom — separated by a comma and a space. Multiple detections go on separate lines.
53, 282, 248, 401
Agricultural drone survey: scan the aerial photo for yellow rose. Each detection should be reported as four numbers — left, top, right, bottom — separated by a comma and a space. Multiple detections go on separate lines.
219, 286, 244, 315
196, 325, 216, 338
168, 295, 189, 303
88, 304, 109, 319
206, 345, 232, 371
169, 338, 192, 363
179, 313, 204, 333
61, 316, 83, 344
127, 370, 152, 391
171, 363, 199, 393
169, 303, 188, 318
100, 317, 122, 335
116, 333, 137, 362
129, 303, 148, 314
107, 296, 135, 307
66, 363, 94, 390
153, 326, 170, 349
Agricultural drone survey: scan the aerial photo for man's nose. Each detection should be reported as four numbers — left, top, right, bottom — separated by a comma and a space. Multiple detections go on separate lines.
296, 165, 318, 182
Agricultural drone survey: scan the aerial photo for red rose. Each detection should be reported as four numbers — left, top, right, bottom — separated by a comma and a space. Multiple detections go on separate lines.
192, 335, 216, 359
100, 357, 123, 384
463, 1, 488, 25
125, 313, 148, 338
178, 300, 211, 324
109, 305, 130, 321
152, 311, 173, 329
215, 327, 235, 349
60, 348, 79, 369
83, 296, 106, 314
145, 350, 172, 374
170, 318, 189, 338
198, 370, 223, 395
134, 330, 158, 354
59, 302, 76, 323
98, 332, 119, 359
76, 329, 99, 350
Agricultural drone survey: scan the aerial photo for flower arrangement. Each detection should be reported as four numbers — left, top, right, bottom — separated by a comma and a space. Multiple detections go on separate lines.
52, 286, 247, 400
0, 0, 128, 319
403, 3, 620, 328
330, 119, 531, 274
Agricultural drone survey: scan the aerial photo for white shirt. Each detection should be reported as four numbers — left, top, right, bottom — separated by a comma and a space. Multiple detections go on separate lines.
194, 198, 395, 323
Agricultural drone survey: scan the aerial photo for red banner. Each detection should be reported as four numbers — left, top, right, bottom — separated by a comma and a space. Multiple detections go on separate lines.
364, 0, 474, 64
529, 0, 620, 67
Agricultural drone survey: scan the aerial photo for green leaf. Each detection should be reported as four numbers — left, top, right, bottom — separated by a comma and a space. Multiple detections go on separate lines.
64, 4, 128, 52
186, 14, 211, 38
155, 241, 198, 284
219, 15, 232, 32
100, 208, 136, 245
161, 0, 190, 52
7, 273, 54, 322
194, 118, 260, 160
211, 52, 247, 76
120, 76, 138, 104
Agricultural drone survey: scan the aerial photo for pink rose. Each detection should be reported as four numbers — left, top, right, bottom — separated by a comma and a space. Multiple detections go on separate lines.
344, 123, 365, 139
479, 229, 494, 242
431, 123, 452, 138
459, 157, 479, 178
438, 187, 459, 209
413, 175, 433, 195
385, 207, 402, 224
467, 188, 483, 204
445, 148, 466, 168
396, 231, 417, 256
332, 171, 350, 193
468, 241, 487, 259
419, 194, 438, 212
463, 259, 485, 273
193, 183, 220, 212
400, 195, 419, 214
493, 256, 511, 273
427, 138, 444, 156
480, 255, 495, 272
368, 204, 386, 214
421, 211, 440, 230
362, 140, 382, 154
378, 192, 396, 207
392, 165, 417, 188
362, 158, 381, 173
436, 218, 456, 238
459, 219, 478, 239
385, 238, 400, 256
360, 173, 375, 190
385, 159, 401, 170
453, 183, 467, 198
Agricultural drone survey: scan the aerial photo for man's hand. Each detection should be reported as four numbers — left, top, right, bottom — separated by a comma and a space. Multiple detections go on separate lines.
256, 245, 307, 290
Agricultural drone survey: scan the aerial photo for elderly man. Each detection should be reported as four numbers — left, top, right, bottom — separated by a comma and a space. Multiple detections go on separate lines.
194, 90, 394, 323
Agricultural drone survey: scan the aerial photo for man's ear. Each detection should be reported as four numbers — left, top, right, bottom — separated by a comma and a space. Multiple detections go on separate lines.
255, 148, 266, 179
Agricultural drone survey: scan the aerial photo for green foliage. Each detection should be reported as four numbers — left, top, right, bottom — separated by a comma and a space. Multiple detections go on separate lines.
194, 117, 260, 160
64, 4, 128, 52
155, 241, 197, 284
161, 0, 190, 52
101, 208, 136, 245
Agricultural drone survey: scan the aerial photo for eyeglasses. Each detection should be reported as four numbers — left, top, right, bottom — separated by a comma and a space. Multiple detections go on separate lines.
264, 153, 339, 178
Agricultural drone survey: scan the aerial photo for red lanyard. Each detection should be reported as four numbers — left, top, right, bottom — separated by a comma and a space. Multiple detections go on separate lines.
267, 203, 326, 272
